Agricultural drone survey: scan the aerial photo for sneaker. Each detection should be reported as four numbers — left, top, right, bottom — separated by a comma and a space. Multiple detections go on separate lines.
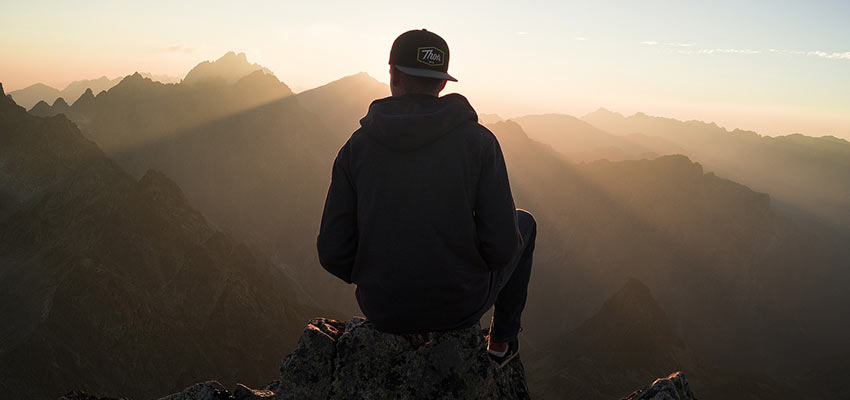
488, 339, 519, 367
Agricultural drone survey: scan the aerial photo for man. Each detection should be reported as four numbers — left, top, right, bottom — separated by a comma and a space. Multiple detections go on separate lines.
317, 29, 536, 366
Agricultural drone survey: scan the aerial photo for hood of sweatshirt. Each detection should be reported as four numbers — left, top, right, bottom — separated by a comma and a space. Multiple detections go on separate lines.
359, 93, 478, 152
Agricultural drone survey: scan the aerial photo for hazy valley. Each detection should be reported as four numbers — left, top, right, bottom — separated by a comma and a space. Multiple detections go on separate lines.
2, 51, 850, 399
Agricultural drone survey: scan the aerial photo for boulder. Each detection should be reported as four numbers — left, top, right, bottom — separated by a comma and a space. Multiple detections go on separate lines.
61, 317, 699, 400
274, 317, 530, 400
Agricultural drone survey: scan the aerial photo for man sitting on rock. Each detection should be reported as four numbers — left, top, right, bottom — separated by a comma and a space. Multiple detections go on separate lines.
317, 29, 536, 366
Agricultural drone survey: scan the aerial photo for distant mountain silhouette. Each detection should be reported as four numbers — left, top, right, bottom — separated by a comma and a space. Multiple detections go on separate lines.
33, 68, 293, 153
27, 54, 359, 317
10, 77, 119, 110
7, 82, 60, 110
580, 108, 850, 227
478, 113, 503, 124
71, 88, 97, 117
27, 99, 53, 117
295, 72, 389, 136
182, 51, 274, 86
514, 113, 684, 162
139, 71, 181, 84
486, 120, 850, 396
0, 83, 315, 399
9, 74, 179, 110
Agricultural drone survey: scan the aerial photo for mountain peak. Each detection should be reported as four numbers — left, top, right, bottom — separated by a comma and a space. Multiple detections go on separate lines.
117, 72, 151, 86
133, 169, 213, 237
20, 82, 58, 92
219, 50, 248, 63
29, 100, 50, 114
488, 120, 530, 139
349, 71, 377, 81
584, 107, 625, 119
568, 277, 688, 369
52, 97, 70, 110
107, 73, 160, 96
71, 88, 97, 110
182, 51, 273, 86
314, 72, 384, 89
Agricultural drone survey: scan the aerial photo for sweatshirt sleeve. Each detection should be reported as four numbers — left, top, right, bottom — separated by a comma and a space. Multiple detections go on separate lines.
317, 144, 358, 284
474, 132, 522, 271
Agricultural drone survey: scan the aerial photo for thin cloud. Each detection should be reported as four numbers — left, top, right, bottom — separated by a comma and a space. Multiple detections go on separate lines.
574, 36, 588, 41
167, 44, 194, 53
516, 31, 529, 35
640, 40, 694, 47
770, 48, 850, 60
642, 41, 849, 60
679, 48, 761, 55
673, 47, 850, 60
641, 41, 693, 47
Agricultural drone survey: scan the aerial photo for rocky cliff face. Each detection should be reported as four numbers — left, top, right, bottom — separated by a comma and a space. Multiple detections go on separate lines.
60, 317, 696, 400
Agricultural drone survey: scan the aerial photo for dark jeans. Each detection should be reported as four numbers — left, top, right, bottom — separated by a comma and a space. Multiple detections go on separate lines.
487, 209, 537, 343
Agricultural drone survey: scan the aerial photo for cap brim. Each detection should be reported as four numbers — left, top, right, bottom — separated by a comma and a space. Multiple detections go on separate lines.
395, 65, 458, 82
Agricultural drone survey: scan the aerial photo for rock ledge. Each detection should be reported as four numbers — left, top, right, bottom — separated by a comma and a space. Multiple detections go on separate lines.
61, 317, 697, 400
275, 317, 529, 400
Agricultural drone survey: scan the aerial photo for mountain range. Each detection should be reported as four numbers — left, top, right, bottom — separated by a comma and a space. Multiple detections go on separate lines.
487, 119, 850, 380
521, 108, 850, 228
7, 73, 179, 111
4, 51, 850, 399
0, 83, 317, 399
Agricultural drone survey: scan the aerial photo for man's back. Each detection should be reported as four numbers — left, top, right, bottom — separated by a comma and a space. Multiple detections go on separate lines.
317, 93, 521, 333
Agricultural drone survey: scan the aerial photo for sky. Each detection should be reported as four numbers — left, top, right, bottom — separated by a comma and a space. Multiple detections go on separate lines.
2, 0, 849, 139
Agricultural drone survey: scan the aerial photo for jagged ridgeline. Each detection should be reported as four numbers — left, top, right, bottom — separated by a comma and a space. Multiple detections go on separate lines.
8, 73, 179, 111
492, 118, 850, 397
0, 84, 318, 398
24, 53, 391, 319
3, 49, 850, 400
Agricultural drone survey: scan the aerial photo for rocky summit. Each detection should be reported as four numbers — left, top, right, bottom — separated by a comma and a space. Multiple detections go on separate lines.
275, 317, 529, 400
60, 317, 698, 400
622, 372, 696, 400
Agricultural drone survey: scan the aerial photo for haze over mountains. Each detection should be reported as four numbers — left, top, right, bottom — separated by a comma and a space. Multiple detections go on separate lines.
518, 108, 850, 228
490, 120, 849, 376
0, 86, 318, 398
8, 73, 180, 110
3, 51, 850, 399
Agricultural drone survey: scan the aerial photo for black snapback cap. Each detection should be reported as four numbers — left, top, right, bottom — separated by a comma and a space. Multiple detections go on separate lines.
389, 29, 457, 82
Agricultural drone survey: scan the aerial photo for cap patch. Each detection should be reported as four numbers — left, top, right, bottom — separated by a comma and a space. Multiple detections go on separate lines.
417, 47, 445, 66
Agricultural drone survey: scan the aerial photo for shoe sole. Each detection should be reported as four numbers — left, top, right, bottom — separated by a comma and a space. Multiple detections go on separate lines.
495, 349, 519, 368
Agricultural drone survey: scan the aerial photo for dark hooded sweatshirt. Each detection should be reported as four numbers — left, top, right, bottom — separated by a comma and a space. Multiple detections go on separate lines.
317, 93, 522, 333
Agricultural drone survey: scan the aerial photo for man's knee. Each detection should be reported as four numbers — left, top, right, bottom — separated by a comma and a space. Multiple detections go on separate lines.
516, 209, 536, 232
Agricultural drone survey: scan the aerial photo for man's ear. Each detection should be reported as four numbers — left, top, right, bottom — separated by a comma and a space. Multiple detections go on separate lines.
390, 66, 401, 87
